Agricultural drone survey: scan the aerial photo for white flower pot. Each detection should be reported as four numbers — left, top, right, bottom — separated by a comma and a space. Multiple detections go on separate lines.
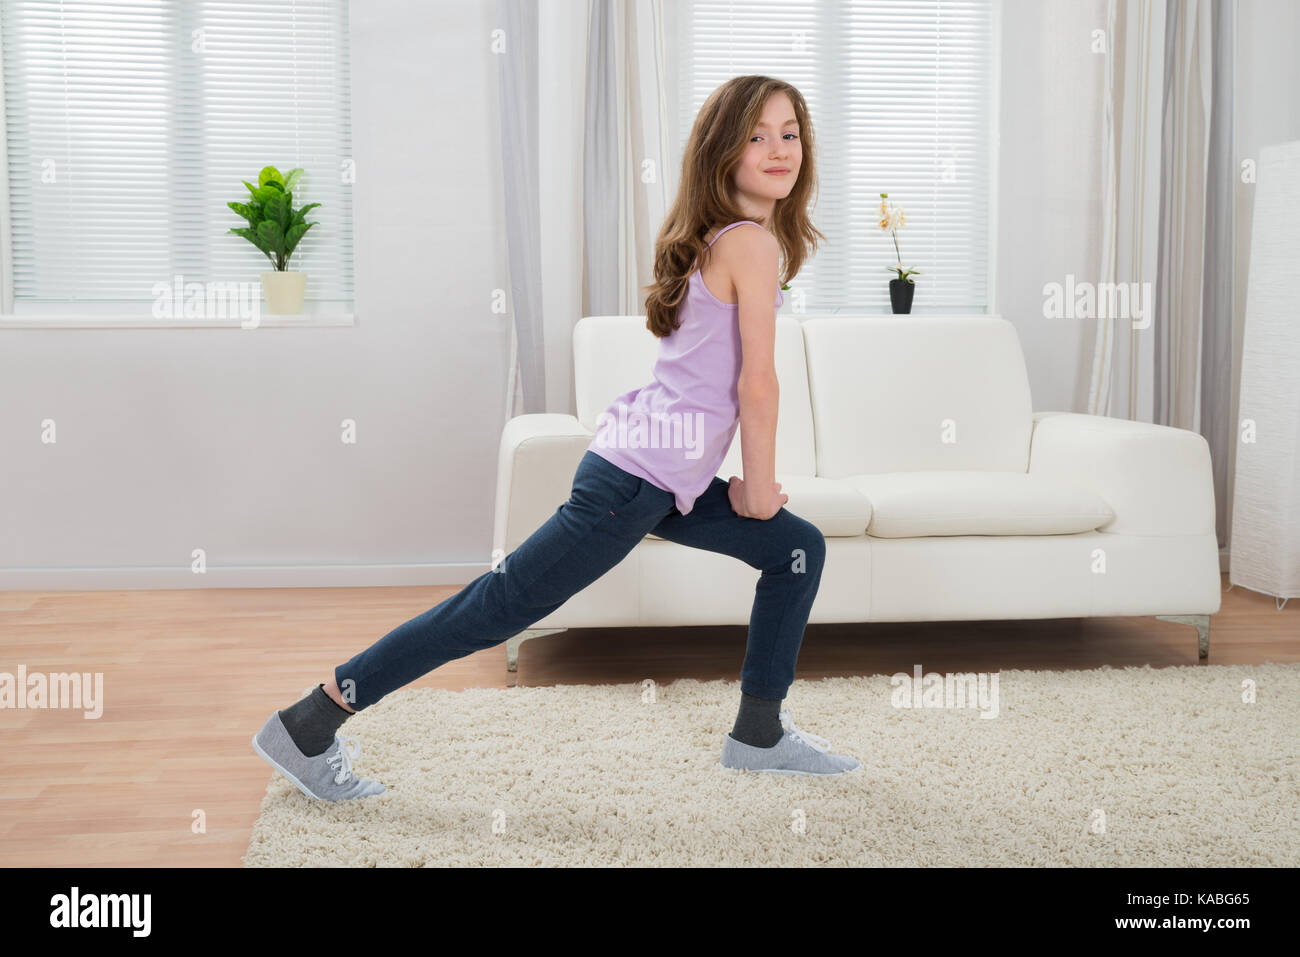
261, 271, 307, 315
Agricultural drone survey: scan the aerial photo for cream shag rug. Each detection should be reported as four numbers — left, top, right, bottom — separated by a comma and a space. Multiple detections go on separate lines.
243, 663, 1300, 866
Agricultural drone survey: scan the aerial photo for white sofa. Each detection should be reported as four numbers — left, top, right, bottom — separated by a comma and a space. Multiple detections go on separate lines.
492, 315, 1221, 671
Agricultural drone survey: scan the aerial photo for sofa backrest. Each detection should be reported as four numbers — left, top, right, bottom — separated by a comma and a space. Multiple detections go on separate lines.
801, 316, 1034, 476
573, 314, 818, 476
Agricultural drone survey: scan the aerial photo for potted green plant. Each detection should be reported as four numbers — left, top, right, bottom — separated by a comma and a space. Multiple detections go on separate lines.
227, 166, 320, 315
879, 192, 919, 314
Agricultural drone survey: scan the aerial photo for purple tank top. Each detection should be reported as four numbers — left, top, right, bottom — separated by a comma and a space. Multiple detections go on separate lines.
587, 221, 784, 516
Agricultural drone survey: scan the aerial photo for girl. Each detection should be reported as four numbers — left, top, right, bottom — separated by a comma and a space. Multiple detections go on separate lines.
253, 76, 860, 801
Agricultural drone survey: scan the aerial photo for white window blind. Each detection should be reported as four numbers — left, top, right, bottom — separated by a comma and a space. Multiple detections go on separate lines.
679, 0, 996, 314
0, 0, 353, 303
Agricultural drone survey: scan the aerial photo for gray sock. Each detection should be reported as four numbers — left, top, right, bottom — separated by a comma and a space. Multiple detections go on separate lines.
731, 691, 784, 748
278, 684, 353, 757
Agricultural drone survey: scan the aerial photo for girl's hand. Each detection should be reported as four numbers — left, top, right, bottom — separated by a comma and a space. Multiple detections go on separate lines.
727, 475, 788, 520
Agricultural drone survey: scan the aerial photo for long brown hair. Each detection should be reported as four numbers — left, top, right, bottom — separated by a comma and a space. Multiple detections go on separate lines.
642, 76, 824, 338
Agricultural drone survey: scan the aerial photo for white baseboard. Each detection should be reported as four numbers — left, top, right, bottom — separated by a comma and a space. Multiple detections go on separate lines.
1, 547, 1233, 592
0, 562, 493, 591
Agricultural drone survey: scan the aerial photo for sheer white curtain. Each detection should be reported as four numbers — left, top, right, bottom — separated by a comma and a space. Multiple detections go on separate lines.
496, 0, 544, 419
1089, 0, 1166, 421
1091, 0, 1236, 552
585, 0, 672, 320
497, 0, 670, 423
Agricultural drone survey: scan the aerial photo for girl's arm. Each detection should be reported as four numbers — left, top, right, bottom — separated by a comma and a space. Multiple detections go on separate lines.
727, 227, 788, 519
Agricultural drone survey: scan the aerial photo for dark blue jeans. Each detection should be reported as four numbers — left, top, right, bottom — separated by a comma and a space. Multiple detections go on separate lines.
334, 449, 826, 710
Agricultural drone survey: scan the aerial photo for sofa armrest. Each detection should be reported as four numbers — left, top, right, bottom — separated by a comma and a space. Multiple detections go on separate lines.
1027, 411, 1215, 536
493, 413, 594, 558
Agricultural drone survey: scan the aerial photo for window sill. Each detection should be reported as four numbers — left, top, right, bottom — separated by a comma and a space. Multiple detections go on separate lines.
0, 301, 356, 329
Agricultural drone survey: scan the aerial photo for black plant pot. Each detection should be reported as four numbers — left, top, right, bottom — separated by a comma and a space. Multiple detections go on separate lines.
889, 279, 915, 314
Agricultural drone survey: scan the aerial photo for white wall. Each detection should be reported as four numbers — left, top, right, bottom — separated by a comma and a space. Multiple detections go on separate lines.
996, 0, 1108, 415
1228, 0, 1300, 541
0, 0, 510, 586
996, 0, 1300, 423
4, 0, 1297, 588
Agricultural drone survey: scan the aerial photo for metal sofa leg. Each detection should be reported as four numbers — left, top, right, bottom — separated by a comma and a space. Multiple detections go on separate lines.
1155, 614, 1210, 659
505, 628, 569, 672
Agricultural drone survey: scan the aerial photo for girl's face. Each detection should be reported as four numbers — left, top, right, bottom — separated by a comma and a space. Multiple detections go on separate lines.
732, 92, 802, 206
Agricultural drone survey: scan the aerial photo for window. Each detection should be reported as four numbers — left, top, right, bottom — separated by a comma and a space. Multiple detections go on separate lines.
679, 0, 997, 314
0, 0, 353, 307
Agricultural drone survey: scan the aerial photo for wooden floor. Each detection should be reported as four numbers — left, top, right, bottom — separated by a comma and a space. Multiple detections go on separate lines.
1, 573, 1294, 867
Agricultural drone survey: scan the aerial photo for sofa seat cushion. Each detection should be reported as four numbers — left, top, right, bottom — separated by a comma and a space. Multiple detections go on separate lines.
843, 472, 1115, 538
645, 473, 873, 540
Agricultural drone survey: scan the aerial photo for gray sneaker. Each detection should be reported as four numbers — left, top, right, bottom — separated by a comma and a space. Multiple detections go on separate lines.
252, 710, 387, 801
719, 709, 861, 775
